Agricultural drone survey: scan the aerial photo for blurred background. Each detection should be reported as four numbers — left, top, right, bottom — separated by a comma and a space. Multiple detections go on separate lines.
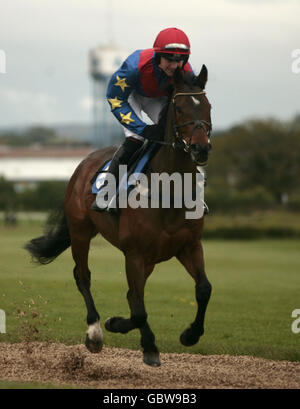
0, 0, 300, 236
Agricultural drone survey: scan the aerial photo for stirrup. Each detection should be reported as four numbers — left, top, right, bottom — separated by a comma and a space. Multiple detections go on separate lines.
107, 206, 119, 215
91, 193, 119, 214
106, 195, 119, 214
91, 199, 107, 213
204, 201, 209, 215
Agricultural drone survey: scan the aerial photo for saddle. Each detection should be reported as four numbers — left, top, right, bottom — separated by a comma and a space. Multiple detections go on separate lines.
91, 141, 161, 201
90, 141, 209, 215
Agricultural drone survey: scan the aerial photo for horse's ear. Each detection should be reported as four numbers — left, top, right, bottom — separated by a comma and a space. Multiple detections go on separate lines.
196, 64, 208, 89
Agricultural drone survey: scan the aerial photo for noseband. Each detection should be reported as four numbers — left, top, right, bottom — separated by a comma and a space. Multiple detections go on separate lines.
154, 91, 212, 153
172, 91, 212, 153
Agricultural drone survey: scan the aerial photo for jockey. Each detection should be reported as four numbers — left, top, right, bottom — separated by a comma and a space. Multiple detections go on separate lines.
92, 27, 193, 212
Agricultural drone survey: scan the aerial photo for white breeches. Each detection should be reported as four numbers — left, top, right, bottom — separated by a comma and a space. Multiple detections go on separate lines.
122, 91, 168, 141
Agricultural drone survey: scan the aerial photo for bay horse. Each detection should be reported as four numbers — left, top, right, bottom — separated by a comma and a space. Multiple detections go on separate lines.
25, 66, 212, 367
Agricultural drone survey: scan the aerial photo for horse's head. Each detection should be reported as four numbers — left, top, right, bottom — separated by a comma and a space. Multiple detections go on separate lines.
171, 65, 212, 166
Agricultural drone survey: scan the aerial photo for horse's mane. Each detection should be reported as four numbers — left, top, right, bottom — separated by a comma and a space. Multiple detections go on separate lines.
158, 72, 197, 129
182, 71, 199, 88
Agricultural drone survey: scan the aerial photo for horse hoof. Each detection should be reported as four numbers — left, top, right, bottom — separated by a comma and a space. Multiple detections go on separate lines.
85, 334, 103, 353
105, 316, 129, 333
143, 352, 161, 367
105, 317, 120, 333
180, 327, 203, 347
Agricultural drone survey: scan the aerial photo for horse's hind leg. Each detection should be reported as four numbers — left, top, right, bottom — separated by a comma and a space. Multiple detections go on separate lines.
177, 241, 212, 346
105, 257, 160, 366
70, 225, 103, 353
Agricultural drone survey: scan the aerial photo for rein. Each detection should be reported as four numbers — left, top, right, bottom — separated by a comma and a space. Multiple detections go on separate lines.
155, 91, 212, 153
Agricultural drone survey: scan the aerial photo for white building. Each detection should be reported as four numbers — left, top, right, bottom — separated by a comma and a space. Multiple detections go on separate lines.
89, 44, 128, 147
0, 146, 93, 189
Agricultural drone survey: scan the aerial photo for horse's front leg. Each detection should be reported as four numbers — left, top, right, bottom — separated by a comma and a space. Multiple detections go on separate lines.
177, 241, 212, 346
105, 256, 160, 366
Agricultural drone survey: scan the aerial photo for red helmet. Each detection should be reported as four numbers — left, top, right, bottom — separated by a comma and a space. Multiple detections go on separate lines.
153, 28, 190, 60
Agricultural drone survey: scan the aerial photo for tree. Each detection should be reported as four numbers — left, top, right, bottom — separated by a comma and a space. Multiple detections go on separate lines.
0, 177, 17, 210
25, 126, 58, 145
18, 181, 67, 211
207, 119, 300, 204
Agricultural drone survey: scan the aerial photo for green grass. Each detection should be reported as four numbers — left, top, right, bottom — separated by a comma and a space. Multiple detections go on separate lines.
0, 223, 299, 362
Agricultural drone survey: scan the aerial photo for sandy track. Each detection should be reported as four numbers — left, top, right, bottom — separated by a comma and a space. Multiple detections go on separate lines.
0, 342, 299, 389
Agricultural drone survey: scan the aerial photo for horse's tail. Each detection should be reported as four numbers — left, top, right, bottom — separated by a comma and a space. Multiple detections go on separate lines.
24, 204, 71, 265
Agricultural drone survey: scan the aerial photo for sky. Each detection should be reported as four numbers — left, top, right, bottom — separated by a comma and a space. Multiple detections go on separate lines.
0, 0, 299, 130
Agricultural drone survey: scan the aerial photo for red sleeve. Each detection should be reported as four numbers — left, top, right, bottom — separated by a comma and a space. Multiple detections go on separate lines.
183, 62, 193, 74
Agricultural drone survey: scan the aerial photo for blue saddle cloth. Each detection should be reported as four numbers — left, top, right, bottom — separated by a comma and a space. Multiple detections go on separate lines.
91, 142, 157, 195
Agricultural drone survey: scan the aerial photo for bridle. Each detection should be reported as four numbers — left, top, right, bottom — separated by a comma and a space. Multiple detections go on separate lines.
155, 91, 212, 153
172, 91, 212, 152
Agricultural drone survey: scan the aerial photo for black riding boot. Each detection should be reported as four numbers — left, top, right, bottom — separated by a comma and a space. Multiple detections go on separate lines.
203, 174, 209, 214
91, 138, 143, 212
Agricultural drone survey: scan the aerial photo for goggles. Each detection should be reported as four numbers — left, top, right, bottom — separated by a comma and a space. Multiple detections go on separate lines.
162, 53, 186, 62
160, 43, 189, 62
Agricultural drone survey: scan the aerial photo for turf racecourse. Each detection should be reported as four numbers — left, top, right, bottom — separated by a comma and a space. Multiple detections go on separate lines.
0, 223, 299, 364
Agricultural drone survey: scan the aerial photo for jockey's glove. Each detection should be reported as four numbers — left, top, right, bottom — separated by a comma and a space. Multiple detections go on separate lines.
141, 124, 165, 142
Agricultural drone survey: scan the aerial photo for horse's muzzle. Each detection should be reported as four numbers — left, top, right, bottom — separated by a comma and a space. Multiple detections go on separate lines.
189, 143, 212, 166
